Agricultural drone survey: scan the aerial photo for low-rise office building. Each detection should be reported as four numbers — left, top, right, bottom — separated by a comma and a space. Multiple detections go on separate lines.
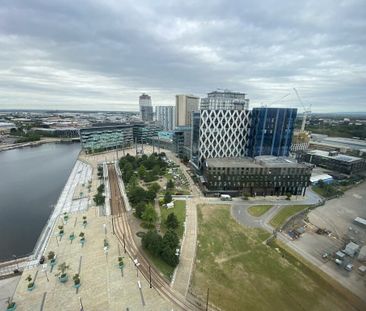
202, 156, 312, 196
80, 125, 134, 153
297, 150, 366, 175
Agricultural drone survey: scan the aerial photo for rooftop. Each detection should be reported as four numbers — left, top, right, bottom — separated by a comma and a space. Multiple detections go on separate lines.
206, 156, 308, 169
307, 150, 362, 162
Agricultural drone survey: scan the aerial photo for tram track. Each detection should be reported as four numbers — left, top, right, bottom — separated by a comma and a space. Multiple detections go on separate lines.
108, 164, 201, 311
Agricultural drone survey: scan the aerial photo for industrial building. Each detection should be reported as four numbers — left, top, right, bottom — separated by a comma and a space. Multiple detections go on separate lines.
202, 156, 312, 196
297, 150, 366, 175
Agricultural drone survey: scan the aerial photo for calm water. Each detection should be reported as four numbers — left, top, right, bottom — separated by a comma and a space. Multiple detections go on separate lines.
0, 143, 80, 260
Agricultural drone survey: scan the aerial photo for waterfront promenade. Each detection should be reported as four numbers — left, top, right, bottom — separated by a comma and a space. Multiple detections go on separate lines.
3, 151, 177, 311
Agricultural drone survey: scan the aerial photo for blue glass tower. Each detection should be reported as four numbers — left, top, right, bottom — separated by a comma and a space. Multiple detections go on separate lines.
247, 107, 297, 157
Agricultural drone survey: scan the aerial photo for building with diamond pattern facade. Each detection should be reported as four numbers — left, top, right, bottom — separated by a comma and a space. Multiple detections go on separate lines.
192, 90, 251, 169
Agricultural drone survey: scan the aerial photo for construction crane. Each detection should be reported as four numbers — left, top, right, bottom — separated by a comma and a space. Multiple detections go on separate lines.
293, 88, 311, 132
260, 93, 291, 107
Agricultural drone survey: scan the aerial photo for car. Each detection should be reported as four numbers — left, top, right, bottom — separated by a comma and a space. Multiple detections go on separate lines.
335, 258, 343, 265
345, 263, 353, 272
322, 253, 329, 259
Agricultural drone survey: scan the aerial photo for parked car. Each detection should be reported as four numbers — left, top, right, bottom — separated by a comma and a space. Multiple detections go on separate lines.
345, 263, 353, 272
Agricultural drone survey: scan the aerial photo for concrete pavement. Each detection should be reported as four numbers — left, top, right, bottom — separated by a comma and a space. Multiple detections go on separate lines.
171, 198, 198, 297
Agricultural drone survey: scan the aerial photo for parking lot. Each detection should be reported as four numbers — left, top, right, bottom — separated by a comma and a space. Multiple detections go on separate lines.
290, 181, 366, 301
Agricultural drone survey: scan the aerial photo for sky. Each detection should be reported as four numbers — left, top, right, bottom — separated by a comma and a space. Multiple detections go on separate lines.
0, 0, 365, 112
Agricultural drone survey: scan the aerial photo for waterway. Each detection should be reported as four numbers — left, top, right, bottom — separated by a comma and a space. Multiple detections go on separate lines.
0, 143, 80, 261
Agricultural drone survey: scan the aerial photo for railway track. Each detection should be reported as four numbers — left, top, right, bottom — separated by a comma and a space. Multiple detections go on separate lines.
108, 165, 202, 311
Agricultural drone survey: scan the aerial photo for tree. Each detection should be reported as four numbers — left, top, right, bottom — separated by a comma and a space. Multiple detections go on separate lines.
164, 192, 172, 204
142, 204, 158, 226
162, 229, 179, 250
128, 186, 148, 206
93, 193, 105, 206
138, 165, 147, 178
152, 164, 161, 177
161, 244, 179, 267
166, 179, 175, 190
166, 213, 179, 230
135, 202, 146, 218
285, 192, 292, 200
148, 182, 161, 194
141, 230, 163, 256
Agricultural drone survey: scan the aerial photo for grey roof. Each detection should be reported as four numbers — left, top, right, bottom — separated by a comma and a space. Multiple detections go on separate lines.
307, 150, 362, 163
206, 156, 308, 169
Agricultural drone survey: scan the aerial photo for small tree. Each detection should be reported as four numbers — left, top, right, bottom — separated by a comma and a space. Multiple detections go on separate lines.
138, 165, 147, 178
135, 202, 146, 219
56, 262, 69, 281
148, 182, 161, 194
166, 179, 175, 190
162, 229, 179, 250
164, 192, 172, 204
47, 251, 55, 261
166, 213, 179, 230
142, 204, 158, 226
286, 192, 292, 200
73, 273, 80, 286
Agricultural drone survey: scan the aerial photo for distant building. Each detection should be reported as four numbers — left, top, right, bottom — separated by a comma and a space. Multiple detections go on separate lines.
139, 93, 153, 122
175, 95, 199, 127
203, 156, 312, 196
133, 122, 163, 143
80, 125, 134, 153
200, 90, 249, 110
155, 106, 175, 130
79, 122, 162, 153
247, 107, 297, 157
298, 150, 366, 175
0, 122, 16, 134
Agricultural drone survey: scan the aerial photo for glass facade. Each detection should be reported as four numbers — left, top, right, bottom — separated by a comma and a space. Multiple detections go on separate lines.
247, 108, 297, 157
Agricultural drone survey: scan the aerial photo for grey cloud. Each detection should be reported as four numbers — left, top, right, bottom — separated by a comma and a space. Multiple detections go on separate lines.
0, 0, 365, 111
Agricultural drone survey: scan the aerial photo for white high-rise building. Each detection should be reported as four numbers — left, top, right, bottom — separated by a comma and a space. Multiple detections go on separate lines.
175, 95, 199, 127
192, 90, 251, 169
139, 93, 153, 122
155, 106, 175, 131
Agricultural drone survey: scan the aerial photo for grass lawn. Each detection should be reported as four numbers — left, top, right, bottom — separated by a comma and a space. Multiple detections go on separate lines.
143, 249, 175, 280
191, 204, 357, 311
269, 205, 311, 229
312, 185, 343, 198
247, 205, 273, 217
160, 200, 186, 238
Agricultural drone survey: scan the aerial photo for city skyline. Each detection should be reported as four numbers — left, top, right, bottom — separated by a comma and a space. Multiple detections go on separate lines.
0, 1, 365, 112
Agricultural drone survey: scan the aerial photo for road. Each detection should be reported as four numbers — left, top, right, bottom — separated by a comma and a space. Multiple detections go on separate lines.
108, 164, 201, 311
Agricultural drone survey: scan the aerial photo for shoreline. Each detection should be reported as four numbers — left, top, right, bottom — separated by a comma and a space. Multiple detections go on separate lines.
0, 137, 80, 152
0, 152, 88, 278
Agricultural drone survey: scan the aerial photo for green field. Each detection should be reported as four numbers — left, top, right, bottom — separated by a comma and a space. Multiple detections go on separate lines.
160, 200, 186, 238
247, 205, 273, 217
269, 205, 311, 229
191, 204, 358, 311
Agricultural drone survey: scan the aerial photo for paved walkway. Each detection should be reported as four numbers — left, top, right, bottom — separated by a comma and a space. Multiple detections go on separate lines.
171, 198, 198, 297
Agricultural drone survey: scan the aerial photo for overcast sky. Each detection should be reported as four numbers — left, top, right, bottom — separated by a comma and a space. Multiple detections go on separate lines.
0, 0, 365, 112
